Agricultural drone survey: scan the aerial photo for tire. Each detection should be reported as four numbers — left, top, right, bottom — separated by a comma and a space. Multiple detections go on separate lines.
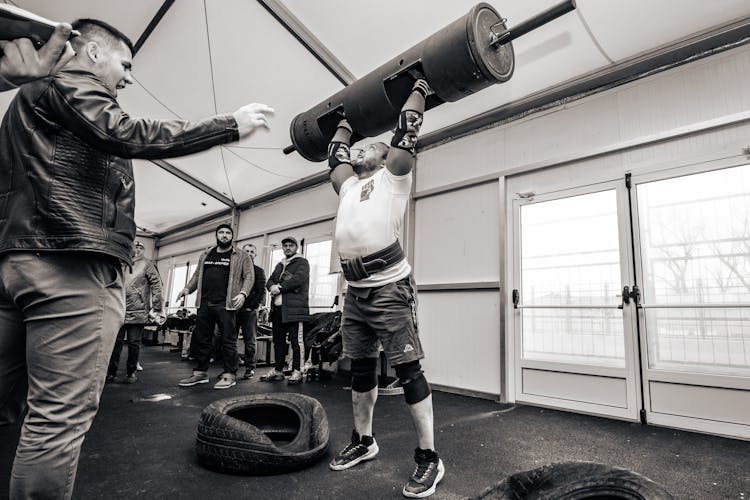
196, 393, 329, 475
472, 462, 675, 500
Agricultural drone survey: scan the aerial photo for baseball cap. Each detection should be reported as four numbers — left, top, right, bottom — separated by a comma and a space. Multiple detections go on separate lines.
281, 236, 298, 246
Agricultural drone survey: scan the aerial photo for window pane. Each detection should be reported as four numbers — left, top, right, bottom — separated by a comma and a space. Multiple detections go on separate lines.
520, 190, 625, 367
522, 309, 625, 365
306, 240, 338, 310
521, 190, 621, 306
168, 264, 188, 311
645, 308, 750, 376
637, 165, 750, 374
184, 263, 196, 310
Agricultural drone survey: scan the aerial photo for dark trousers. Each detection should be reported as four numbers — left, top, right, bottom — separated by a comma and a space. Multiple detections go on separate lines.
271, 307, 303, 372
237, 308, 258, 370
108, 324, 145, 377
192, 303, 237, 374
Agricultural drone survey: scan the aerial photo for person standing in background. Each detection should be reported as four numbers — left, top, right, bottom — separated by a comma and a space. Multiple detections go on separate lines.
107, 240, 163, 384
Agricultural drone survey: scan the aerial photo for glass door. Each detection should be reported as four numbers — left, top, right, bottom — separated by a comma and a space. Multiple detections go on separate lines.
512, 182, 642, 421
631, 163, 750, 438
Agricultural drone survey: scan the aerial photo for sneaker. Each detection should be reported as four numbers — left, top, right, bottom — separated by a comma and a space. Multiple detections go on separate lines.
402, 449, 445, 498
214, 373, 236, 390
124, 373, 138, 384
178, 371, 209, 387
260, 368, 285, 382
242, 369, 255, 380
287, 369, 303, 385
329, 430, 379, 471
136, 362, 143, 372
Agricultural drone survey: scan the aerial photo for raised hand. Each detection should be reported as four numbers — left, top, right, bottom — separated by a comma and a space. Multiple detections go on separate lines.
0, 23, 76, 88
232, 102, 274, 138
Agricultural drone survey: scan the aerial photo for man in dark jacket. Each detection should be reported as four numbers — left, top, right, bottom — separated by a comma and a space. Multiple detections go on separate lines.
0, 19, 272, 500
106, 240, 163, 384
238, 243, 267, 380
262, 236, 310, 385
176, 224, 254, 390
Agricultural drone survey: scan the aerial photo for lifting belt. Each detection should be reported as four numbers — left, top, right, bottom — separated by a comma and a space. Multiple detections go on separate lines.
340, 240, 404, 282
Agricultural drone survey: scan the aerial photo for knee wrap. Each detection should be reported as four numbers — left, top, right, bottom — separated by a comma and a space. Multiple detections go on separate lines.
328, 141, 351, 171
390, 109, 423, 156
350, 357, 378, 393
395, 361, 431, 405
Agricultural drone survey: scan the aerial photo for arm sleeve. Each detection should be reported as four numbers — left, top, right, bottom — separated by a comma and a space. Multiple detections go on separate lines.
247, 267, 267, 310
145, 262, 163, 311
40, 71, 239, 159
279, 259, 310, 293
184, 251, 206, 294
266, 264, 281, 290
239, 254, 255, 296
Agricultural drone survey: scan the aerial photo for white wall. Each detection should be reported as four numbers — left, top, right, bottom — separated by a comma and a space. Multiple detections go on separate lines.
413, 42, 750, 399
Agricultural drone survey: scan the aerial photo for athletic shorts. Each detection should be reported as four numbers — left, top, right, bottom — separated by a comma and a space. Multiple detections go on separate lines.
342, 274, 423, 366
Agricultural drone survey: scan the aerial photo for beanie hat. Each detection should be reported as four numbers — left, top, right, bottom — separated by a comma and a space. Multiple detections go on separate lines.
216, 223, 233, 234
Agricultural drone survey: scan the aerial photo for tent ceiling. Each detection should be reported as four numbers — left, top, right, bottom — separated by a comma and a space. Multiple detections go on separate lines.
3, 0, 750, 235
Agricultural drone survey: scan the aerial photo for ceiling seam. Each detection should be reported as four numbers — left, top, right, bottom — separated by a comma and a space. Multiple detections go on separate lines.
256, 0, 355, 85
151, 159, 234, 207
133, 0, 175, 56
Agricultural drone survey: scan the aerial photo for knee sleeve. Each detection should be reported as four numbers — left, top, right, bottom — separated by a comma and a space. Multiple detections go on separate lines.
350, 357, 378, 393
395, 361, 431, 405
390, 109, 423, 156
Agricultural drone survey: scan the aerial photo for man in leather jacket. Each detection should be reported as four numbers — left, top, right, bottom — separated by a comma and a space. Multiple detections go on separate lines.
0, 18, 272, 500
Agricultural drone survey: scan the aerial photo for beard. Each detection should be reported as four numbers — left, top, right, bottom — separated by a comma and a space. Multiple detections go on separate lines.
216, 236, 233, 250
352, 160, 379, 176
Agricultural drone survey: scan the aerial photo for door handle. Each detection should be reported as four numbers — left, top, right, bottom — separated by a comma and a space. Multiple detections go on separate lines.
618, 285, 641, 309
618, 286, 630, 309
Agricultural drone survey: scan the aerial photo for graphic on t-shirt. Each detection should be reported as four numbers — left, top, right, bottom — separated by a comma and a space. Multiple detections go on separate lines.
201, 249, 231, 304
360, 179, 374, 201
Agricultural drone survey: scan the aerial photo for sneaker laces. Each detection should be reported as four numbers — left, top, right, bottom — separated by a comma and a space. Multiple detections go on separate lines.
339, 441, 365, 458
411, 459, 437, 483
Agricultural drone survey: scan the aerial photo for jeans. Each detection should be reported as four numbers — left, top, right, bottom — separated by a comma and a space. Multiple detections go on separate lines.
0, 252, 124, 500
192, 303, 237, 374
237, 308, 258, 370
271, 307, 304, 372
107, 324, 145, 377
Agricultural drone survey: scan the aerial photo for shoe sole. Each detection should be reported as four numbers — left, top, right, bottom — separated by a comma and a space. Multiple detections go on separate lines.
402, 460, 445, 498
287, 379, 303, 385
178, 379, 209, 387
213, 382, 236, 390
329, 443, 379, 471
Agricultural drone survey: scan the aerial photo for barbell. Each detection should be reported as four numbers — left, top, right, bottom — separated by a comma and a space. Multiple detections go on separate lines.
284, 1, 576, 162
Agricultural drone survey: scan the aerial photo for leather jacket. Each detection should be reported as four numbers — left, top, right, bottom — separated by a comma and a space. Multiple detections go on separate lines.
0, 64, 239, 265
